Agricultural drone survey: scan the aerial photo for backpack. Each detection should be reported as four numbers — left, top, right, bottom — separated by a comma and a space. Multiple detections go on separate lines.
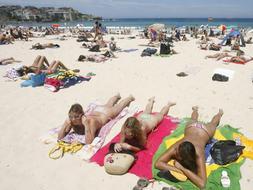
210, 140, 245, 165
160, 42, 171, 55
89, 44, 100, 52
212, 74, 229, 82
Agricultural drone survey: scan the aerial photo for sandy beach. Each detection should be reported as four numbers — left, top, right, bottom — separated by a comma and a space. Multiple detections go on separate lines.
0, 29, 253, 190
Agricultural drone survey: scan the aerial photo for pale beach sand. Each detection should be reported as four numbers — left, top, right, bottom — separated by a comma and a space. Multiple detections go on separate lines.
0, 31, 253, 190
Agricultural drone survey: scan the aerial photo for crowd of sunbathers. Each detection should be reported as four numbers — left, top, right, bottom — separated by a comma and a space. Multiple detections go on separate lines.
58, 93, 224, 189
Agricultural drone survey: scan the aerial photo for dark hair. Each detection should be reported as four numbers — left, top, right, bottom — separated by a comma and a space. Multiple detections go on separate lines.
16, 66, 34, 76
69, 103, 84, 114
78, 55, 86, 61
178, 141, 197, 173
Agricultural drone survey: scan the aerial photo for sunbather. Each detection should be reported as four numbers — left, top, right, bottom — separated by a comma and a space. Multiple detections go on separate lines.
209, 43, 221, 51
205, 52, 233, 61
17, 55, 70, 76
227, 55, 253, 64
155, 106, 224, 189
31, 43, 60, 50
0, 57, 20, 65
58, 94, 135, 144
114, 97, 176, 153
78, 50, 116, 63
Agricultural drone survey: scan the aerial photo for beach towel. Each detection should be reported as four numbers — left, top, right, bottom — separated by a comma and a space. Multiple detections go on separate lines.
152, 118, 246, 190
40, 102, 130, 160
223, 59, 246, 65
91, 113, 179, 179
118, 48, 138, 53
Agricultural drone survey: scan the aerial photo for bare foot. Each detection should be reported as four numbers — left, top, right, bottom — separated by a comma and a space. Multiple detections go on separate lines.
148, 96, 155, 102
115, 93, 121, 100
129, 94, 135, 101
218, 109, 224, 116
168, 101, 176, 107
192, 106, 198, 111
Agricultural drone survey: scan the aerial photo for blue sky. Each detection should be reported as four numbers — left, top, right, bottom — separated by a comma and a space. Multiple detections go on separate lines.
0, 0, 253, 18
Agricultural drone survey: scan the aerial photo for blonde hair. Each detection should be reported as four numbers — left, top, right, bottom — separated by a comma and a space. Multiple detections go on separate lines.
122, 117, 144, 146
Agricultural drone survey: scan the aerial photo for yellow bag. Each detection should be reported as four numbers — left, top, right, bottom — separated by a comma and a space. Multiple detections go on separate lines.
49, 141, 83, 159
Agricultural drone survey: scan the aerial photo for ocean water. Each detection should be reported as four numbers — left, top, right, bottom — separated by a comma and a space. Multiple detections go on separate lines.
8, 18, 253, 28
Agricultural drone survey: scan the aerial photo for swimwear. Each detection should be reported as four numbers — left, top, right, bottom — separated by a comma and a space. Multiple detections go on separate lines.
187, 122, 211, 139
139, 113, 152, 121
93, 106, 107, 114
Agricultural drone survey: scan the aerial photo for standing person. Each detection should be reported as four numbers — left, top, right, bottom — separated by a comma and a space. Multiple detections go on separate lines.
155, 106, 224, 189
93, 21, 102, 41
58, 94, 135, 144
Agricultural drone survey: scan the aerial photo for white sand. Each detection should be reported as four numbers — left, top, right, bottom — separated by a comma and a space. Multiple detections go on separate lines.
0, 32, 253, 190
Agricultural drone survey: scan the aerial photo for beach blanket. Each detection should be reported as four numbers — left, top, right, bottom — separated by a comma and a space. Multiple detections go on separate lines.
91, 113, 179, 179
40, 102, 130, 160
223, 59, 246, 65
152, 118, 246, 190
118, 48, 138, 53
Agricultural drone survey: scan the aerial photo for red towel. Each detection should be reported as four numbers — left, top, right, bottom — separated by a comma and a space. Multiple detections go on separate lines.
90, 113, 178, 179
223, 59, 246, 65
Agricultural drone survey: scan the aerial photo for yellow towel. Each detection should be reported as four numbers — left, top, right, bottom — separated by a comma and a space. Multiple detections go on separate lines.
165, 129, 244, 177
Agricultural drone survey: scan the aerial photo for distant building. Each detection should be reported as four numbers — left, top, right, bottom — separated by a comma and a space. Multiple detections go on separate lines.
0, 5, 100, 22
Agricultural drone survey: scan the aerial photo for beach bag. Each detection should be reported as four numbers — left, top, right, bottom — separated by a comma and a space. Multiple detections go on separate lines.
49, 141, 83, 159
89, 45, 100, 52
160, 42, 171, 55
104, 152, 135, 175
210, 140, 245, 165
141, 48, 157, 57
212, 74, 229, 82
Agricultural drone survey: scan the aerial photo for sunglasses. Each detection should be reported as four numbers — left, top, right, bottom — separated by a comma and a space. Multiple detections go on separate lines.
69, 114, 82, 120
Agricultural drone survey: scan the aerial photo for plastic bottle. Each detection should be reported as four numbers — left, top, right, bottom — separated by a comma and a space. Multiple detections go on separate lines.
221, 170, 230, 188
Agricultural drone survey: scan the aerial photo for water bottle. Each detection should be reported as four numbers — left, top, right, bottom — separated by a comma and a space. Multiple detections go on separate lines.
221, 170, 230, 188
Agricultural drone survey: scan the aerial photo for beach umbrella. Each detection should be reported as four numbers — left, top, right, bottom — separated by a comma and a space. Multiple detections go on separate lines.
148, 23, 165, 31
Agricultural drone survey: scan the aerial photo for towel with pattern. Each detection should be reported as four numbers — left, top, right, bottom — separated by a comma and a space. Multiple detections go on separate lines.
40, 101, 131, 160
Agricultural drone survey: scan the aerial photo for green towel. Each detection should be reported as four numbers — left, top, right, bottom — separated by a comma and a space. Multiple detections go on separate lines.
152, 118, 245, 190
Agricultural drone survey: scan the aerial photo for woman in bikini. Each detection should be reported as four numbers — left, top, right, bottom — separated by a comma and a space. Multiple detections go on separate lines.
0, 57, 20, 65
114, 97, 176, 153
58, 94, 135, 144
229, 55, 253, 64
155, 106, 223, 189
205, 52, 233, 61
19, 55, 70, 76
